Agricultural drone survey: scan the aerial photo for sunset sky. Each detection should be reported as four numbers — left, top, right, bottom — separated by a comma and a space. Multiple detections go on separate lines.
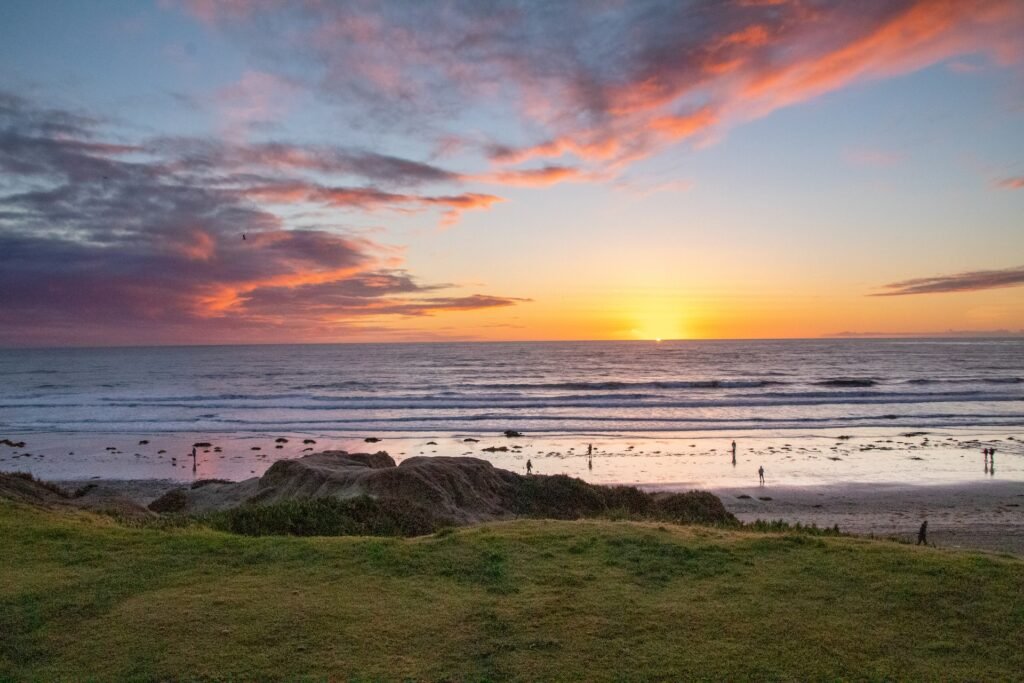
1, 0, 1023, 346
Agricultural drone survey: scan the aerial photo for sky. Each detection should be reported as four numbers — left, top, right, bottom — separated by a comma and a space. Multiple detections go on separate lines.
0, 0, 1023, 346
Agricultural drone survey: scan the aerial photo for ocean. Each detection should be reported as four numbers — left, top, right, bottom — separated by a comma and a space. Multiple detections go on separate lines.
2, 338, 1022, 435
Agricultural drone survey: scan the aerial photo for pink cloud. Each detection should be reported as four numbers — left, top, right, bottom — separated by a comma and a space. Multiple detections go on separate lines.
996, 176, 1024, 189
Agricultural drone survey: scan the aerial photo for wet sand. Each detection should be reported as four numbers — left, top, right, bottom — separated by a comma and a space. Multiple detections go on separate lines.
2, 428, 1022, 485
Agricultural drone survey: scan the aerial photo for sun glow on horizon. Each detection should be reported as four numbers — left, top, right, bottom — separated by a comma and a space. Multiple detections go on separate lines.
625, 298, 690, 342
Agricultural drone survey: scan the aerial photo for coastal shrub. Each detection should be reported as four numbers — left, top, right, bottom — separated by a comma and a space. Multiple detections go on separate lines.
653, 491, 738, 526
203, 496, 444, 537
510, 474, 606, 519
744, 519, 845, 536
599, 485, 655, 516
510, 475, 738, 527
147, 488, 188, 514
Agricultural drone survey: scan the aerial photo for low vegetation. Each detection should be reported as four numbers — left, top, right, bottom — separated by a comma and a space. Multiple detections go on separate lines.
2, 499, 1021, 680
204, 496, 443, 537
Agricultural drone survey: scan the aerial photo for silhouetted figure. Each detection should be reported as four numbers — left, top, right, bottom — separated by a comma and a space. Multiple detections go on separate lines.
758, 465, 765, 485
191, 446, 197, 474
242, 233, 246, 240
526, 459, 533, 475
917, 520, 928, 546
732, 440, 737, 466
587, 443, 593, 456
588, 455, 593, 470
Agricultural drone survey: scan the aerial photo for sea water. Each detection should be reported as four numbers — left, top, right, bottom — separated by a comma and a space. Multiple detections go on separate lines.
1, 338, 1022, 435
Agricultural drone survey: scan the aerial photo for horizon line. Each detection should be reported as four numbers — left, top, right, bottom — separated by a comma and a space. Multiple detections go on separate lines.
2, 332, 1023, 352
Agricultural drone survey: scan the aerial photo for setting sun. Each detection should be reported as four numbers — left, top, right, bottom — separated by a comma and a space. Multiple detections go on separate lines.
626, 298, 690, 342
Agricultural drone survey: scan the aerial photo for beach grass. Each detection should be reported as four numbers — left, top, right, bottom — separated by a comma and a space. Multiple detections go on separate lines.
1, 500, 1022, 681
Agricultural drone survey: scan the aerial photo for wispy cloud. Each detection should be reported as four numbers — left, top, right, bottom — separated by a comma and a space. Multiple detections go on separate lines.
872, 265, 1024, 296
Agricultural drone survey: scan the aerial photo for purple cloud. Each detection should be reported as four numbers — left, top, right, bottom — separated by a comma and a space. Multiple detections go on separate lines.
0, 92, 524, 346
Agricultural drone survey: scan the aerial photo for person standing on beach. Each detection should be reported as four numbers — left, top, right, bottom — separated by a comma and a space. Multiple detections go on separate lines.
732, 441, 737, 466
526, 459, 533, 475
588, 454, 593, 470
587, 443, 593, 456
758, 465, 765, 485
917, 520, 928, 546
191, 446, 197, 474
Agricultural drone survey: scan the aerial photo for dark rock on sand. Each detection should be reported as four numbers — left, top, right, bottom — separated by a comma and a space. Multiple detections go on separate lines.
482, 446, 509, 452
303, 439, 317, 444
464, 438, 479, 443
138, 440, 149, 445
0, 439, 27, 448
503, 430, 524, 438
193, 442, 212, 448
364, 437, 381, 443
275, 438, 288, 443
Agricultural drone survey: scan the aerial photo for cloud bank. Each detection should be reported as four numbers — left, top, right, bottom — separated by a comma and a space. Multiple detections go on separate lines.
0, 92, 522, 346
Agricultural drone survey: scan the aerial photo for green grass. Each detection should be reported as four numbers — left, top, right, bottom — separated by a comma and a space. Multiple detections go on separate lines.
1, 500, 1022, 681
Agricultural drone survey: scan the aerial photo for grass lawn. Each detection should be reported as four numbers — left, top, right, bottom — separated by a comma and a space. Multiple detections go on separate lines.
2, 500, 1022, 681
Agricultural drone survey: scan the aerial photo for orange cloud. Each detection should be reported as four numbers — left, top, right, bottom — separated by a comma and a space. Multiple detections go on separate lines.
649, 106, 720, 141
483, 0, 1023, 176
474, 165, 586, 187
743, 0, 1022, 112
